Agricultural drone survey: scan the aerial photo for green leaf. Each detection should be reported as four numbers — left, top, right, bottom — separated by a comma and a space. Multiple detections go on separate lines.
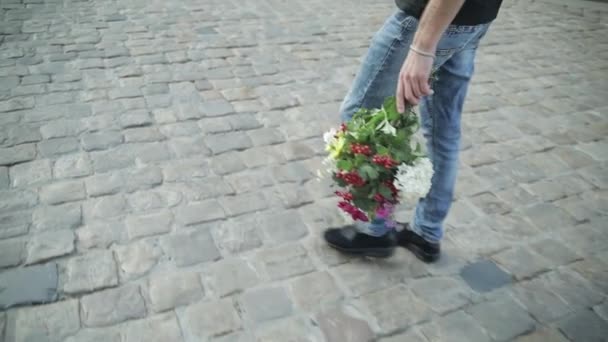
359, 164, 379, 181
337, 159, 353, 171
353, 197, 375, 212
378, 184, 393, 199
382, 97, 398, 120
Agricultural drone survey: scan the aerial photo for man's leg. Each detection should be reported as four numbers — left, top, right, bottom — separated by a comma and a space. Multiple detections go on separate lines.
410, 27, 489, 244
339, 10, 415, 123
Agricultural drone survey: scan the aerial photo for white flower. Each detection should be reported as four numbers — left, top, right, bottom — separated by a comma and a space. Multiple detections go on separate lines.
376, 119, 397, 136
317, 156, 337, 179
394, 158, 434, 201
323, 128, 338, 146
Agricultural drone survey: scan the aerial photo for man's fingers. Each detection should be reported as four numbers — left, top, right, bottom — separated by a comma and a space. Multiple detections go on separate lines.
421, 78, 433, 96
396, 78, 405, 113
404, 80, 419, 105
409, 74, 423, 99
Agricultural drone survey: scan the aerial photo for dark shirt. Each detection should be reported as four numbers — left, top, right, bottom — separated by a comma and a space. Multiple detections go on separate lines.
395, 0, 503, 25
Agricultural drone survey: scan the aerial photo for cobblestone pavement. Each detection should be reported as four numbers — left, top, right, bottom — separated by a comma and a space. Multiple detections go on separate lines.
1, 0, 607, 341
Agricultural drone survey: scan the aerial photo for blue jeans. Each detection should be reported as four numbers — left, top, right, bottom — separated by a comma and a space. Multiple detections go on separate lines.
341, 10, 490, 242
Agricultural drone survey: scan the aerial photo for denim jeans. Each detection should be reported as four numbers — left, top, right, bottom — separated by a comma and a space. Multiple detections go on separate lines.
341, 10, 491, 242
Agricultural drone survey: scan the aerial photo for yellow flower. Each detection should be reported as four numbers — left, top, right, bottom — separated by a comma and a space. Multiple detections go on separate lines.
327, 134, 346, 159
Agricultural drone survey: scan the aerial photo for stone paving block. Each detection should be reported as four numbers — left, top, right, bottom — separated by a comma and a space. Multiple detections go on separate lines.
512, 279, 572, 323
64, 328, 122, 342
0, 263, 58, 309
9, 159, 52, 187
524, 203, 578, 231
5, 299, 80, 342
126, 210, 173, 239
148, 271, 203, 313
39, 180, 85, 204
0, 166, 8, 189
161, 229, 221, 266
214, 216, 264, 254
594, 302, 608, 321
528, 174, 594, 202
83, 194, 127, 220
81, 131, 123, 151
541, 269, 605, 309
420, 311, 490, 342
240, 286, 293, 323
53, 153, 93, 179
114, 238, 162, 280
410, 276, 473, 315
256, 243, 316, 281
0, 143, 37, 166
291, 271, 343, 311
63, 250, 118, 294
205, 132, 253, 155
514, 328, 570, 342
0, 209, 30, 239
557, 220, 608, 257
258, 209, 309, 243
254, 317, 316, 342
220, 192, 268, 217
76, 219, 124, 250
38, 137, 80, 157
579, 163, 608, 189
32, 203, 81, 232
162, 158, 210, 182
558, 310, 608, 342
203, 258, 259, 297
210, 152, 246, 175
81, 284, 146, 327
0, 236, 25, 268
247, 127, 286, 146
571, 257, 608, 295
530, 238, 581, 267
85, 172, 125, 197
316, 307, 375, 342
0, 189, 38, 212
26, 230, 74, 265
181, 298, 242, 338
175, 200, 225, 225
123, 312, 184, 342
363, 285, 432, 334
468, 297, 535, 341
470, 192, 512, 215
492, 246, 552, 280
460, 259, 512, 293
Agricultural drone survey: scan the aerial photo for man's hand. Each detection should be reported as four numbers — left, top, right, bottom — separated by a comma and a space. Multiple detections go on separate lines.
396, 52, 434, 112
395, 0, 466, 113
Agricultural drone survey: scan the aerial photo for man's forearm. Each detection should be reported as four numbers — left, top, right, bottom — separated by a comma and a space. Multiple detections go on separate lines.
412, 0, 466, 52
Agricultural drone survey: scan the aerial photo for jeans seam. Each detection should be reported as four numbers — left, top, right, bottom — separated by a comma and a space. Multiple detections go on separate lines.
354, 16, 413, 111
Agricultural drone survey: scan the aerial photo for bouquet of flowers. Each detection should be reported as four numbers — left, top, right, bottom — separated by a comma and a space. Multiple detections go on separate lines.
320, 97, 434, 226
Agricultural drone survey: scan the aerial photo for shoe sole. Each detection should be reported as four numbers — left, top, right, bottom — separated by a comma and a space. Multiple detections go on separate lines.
327, 242, 395, 258
402, 242, 440, 263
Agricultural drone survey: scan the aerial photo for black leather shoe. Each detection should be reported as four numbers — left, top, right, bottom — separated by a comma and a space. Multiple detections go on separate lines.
324, 226, 396, 258
396, 223, 441, 263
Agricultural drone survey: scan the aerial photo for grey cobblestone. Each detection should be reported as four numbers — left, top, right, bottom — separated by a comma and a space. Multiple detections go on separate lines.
0, 237, 25, 268
161, 229, 221, 266
39, 180, 85, 204
180, 298, 242, 338
240, 286, 293, 323
114, 239, 162, 280
148, 271, 203, 313
1, 1, 607, 341
63, 250, 118, 294
5, 299, 80, 342
26, 230, 74, 265
9, 159, 52, 187
122, 312, 183, 342
81, 284, 146, 327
